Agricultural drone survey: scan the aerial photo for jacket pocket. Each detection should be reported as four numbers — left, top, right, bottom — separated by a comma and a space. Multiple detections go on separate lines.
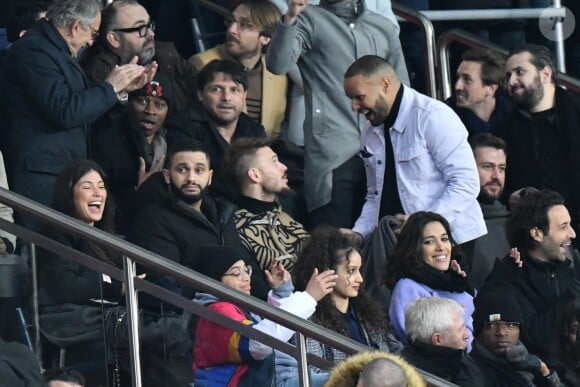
397, 142, 429, 181
311, 92, 327, 136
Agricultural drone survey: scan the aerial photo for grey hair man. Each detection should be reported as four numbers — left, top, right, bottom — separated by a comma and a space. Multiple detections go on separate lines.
1, 0, 156, 230
356, 358, 408, 387
402, 297, 483, 386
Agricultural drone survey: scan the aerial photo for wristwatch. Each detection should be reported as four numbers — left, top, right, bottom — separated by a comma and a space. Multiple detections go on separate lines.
112, 84, 129, 104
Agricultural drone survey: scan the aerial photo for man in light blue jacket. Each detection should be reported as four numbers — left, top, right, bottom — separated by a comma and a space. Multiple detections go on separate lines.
343, 55, 486, 247
266, 0, 408, 229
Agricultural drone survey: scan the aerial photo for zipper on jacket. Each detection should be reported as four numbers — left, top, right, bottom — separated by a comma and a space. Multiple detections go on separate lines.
550, 271, 560, 298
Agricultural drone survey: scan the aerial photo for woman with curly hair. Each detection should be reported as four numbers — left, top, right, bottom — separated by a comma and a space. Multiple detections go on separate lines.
385, 211, 475, 350
287, 227, 402, 375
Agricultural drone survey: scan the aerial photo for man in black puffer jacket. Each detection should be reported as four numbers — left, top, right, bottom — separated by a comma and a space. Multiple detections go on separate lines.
482, 189, 580, 359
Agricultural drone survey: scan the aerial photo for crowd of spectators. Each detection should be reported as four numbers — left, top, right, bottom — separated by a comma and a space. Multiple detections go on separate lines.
1, 0, 580, 386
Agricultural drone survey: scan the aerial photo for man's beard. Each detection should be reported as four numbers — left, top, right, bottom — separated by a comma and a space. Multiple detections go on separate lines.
478, 180, 504, 203
263, 177, 295, 198
211, 110, 239, 128
226, 38, 262, 62
118, 36, 155, 64
275, 186, 295, 197
170, 180, 208, 205
511, 75, 544, 110
138, 42, 155, 64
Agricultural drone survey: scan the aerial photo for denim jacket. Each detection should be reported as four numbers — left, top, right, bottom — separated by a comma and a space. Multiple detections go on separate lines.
353, 85, 486, 244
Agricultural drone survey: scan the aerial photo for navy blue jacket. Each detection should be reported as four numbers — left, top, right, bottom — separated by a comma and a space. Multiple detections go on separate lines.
1, 19, 118, 207
446, 94, 514, 137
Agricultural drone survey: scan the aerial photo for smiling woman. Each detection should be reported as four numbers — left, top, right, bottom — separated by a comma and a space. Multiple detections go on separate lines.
282, 227, 402, 387
37, 159, 121, 385
385, 211, 476, 350
52, 159, 115, 231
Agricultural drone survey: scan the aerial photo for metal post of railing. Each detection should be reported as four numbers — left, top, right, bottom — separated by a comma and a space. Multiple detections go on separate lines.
30, 243, 42, 362
191, 18, 206, 53
393, 3, 438, 99
296, 332, 310, 387
418, 6, 567, 87
436, 27, 580, 99
123, 256, 142, 387
0, 188, 458, 387
553, 0, 566, 73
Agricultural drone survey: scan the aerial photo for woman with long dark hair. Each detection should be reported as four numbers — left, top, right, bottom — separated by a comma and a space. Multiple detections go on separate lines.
291, 227, 402, 370
385, 211, 475, 350
38, 159, 120, 386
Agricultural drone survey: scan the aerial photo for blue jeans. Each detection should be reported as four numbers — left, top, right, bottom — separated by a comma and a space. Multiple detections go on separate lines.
277, 371, 330, 387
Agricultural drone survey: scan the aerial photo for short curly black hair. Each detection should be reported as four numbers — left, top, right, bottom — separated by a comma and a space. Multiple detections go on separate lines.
507, 189, 566, 251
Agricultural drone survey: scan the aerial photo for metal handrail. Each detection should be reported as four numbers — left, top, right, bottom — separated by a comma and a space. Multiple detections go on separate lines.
190, 0, 228, 18
189, 0, 228, 53
437, 28, 580, 100
418, 7, 565, 20
0, 188, 454, 387
392, 2, 438, 99
412, 2, 567, 74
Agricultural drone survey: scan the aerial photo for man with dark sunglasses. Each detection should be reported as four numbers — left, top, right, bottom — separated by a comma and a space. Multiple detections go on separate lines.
80, 0, 196, 113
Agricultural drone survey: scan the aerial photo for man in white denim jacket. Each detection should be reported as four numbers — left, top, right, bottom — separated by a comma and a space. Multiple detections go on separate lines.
343, 55, 486, 245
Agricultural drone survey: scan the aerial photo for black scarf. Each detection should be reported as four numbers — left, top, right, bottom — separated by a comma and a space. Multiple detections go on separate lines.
403, 263, 475, 296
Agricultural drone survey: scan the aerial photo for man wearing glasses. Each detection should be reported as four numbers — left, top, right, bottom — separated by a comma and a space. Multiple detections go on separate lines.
471, 291, 563, 386
81, 0, 196, 113
1, 0, 156, 231
189, 0, 288, 138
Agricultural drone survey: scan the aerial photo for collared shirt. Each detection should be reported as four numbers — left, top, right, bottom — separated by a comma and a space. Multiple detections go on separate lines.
353, 85, 486, 244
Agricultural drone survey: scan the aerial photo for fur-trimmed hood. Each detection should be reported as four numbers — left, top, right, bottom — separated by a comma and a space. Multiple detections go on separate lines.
324, 351, 426, 387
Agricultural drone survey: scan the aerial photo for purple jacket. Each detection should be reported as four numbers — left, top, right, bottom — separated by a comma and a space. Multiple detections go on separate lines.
389, 278, 475, 351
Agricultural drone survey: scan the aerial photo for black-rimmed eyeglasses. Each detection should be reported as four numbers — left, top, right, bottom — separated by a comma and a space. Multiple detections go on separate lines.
223, 266, 252, 281
113, 21, 155, 38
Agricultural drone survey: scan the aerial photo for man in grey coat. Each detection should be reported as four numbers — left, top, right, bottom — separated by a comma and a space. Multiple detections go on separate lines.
266, 0, 409, 229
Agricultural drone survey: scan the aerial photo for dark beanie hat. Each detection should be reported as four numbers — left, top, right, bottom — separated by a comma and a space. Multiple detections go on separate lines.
129, 72, 172, 107
473, 290, 523, 337
191, 245, 248, 281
